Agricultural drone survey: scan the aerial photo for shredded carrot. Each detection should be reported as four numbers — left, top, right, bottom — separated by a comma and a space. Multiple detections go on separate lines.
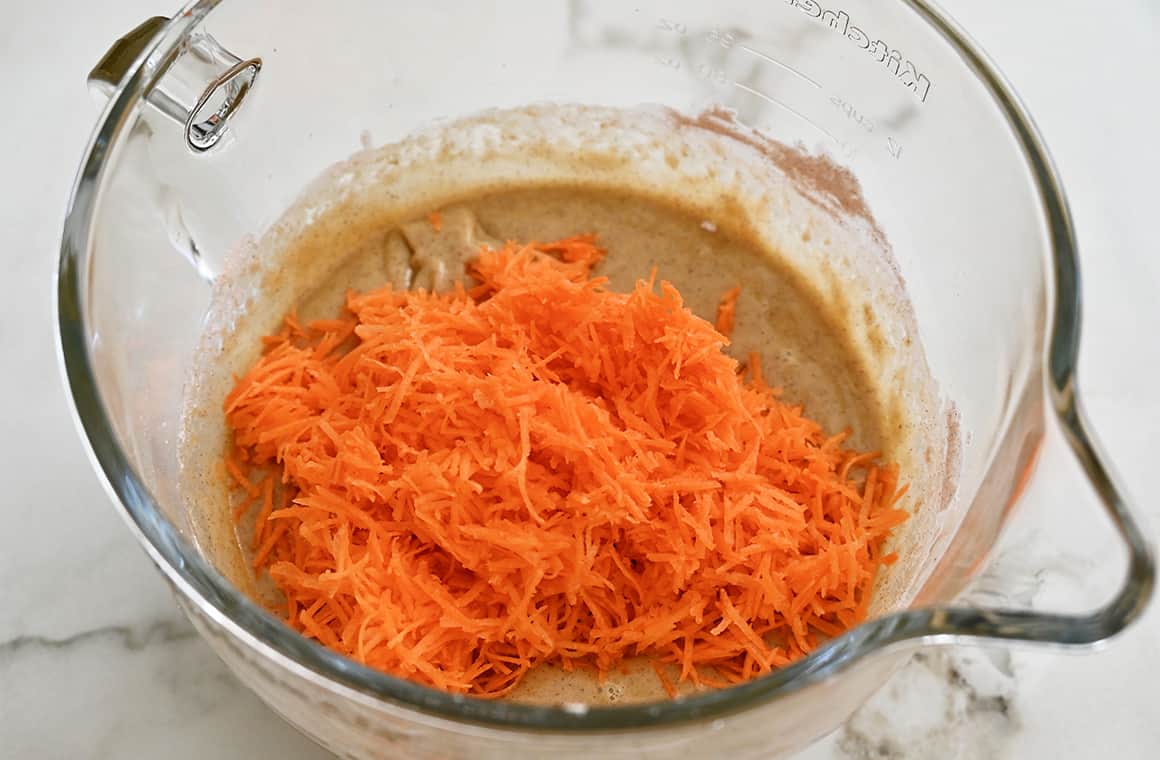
427, 211, 443, 232
716, 286, 741, 338
651, 660, 679, 698
224, 235, 907, 698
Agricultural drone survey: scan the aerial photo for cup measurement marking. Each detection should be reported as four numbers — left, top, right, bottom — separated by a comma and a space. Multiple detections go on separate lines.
737, 45, 823, 90
830, 94, 905, 160
656, 17, 688, 34
652, 16, 904, 161
732, 82, 841, 147
707, 26, 823, 90
829, 95, 874, 133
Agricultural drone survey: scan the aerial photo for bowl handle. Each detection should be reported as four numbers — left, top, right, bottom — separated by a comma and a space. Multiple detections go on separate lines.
88, 16, 260, 152
920, 394, 1154, 647
813, 395, 1154, 674
869, 0, 1157, 654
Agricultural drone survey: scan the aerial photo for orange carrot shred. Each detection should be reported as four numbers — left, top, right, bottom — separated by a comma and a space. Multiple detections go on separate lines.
224, 453, 258, 499
230, 494, 251, 524
428, 211, 443, 232
224, 235, 907, 698
651, 660, 679, 698
250, 475, 276, 550
715, 286, 741, 338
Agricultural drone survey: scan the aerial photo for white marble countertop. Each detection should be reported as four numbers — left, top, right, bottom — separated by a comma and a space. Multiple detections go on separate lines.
2, 1, 1157, 758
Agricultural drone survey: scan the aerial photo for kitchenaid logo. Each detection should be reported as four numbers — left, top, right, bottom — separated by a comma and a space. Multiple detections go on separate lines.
785, 0, 933, 103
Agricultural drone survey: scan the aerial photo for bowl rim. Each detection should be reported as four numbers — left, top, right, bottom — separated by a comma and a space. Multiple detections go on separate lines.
56, 0, 1154, 733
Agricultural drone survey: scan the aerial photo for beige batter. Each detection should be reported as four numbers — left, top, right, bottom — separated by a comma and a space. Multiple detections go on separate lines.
179, 104, 955, 707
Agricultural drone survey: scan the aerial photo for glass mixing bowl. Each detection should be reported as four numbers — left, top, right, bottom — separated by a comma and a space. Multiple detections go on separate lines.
58, 1, 1154, 758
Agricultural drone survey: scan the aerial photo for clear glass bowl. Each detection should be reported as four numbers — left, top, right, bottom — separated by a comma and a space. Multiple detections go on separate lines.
58, 1, 1154, 758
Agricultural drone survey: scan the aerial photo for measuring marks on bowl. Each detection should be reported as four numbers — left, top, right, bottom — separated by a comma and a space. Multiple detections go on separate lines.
733, 81, 842, 146
733, 37, 823, 89
652, 16, 907, 163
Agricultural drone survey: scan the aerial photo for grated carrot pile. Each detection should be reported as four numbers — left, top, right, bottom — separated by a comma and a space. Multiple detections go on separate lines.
224, 235, 908, 697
